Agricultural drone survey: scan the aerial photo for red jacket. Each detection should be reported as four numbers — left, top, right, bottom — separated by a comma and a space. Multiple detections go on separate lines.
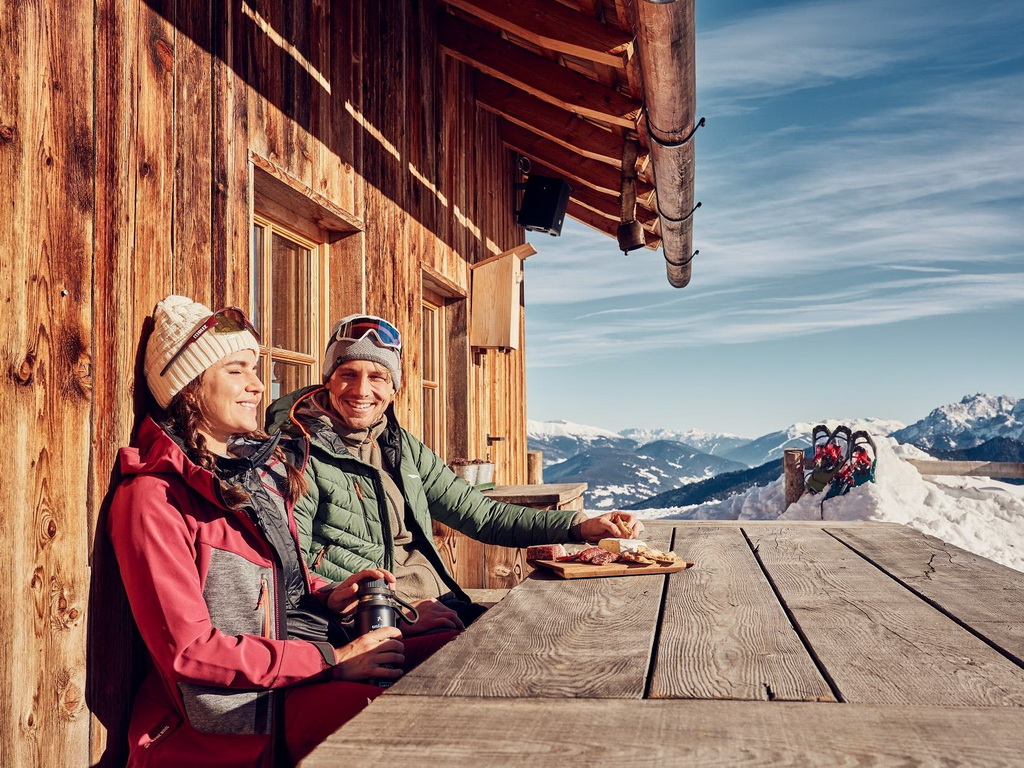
109, 416, 339, 767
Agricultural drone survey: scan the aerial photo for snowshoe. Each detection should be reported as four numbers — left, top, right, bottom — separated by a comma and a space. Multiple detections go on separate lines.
824, 431, 877, 499
805, 425, 852, 495
849, 431, 877, 487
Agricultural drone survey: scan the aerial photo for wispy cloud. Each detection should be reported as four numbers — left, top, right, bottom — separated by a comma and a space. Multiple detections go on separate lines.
525, 1, 1024, 369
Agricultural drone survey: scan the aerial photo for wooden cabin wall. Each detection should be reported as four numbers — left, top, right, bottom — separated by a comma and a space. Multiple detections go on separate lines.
1, 1, 94, 765
2, 1, 533, 764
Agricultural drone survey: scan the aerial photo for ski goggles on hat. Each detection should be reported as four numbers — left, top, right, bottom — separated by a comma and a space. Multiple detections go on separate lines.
331, 315, 402, 353
160, 306, 260, 377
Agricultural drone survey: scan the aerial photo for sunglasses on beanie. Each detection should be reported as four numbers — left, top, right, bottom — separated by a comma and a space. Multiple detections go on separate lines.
160, 307, 260, 377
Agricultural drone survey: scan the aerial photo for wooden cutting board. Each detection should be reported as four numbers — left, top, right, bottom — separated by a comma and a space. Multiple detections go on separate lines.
529, 558, 694, 579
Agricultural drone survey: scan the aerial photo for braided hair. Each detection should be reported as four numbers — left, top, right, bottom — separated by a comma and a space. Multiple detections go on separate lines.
165, 377, 307, 506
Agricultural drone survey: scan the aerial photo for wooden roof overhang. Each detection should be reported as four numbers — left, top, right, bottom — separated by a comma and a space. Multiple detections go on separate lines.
439, 0, 699, 288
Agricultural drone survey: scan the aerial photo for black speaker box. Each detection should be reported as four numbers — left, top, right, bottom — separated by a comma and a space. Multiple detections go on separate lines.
516, 175, 572, 235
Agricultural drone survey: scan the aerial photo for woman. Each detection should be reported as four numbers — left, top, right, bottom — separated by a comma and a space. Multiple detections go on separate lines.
109, 296, 403, 767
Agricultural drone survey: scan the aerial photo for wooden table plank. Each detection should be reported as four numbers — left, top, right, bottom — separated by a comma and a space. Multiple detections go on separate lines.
650, 526, 835, 701
390, 530, 673, 699
828, 524, 1024, 660
301, 697, 1024, 767
747, 526, 1024, 706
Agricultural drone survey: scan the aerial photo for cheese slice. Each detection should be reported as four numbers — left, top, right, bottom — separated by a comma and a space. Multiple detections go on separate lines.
597, 538, 646, 554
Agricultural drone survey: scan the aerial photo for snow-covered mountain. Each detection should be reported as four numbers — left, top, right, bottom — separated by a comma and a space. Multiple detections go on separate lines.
543, 441, 747, 510
892, 394, 1024, 451
720, 417, 904, 468
618, 427, 750, 457
526, 419, 637, 464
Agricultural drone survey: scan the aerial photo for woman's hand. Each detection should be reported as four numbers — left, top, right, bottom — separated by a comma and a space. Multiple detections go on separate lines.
579, 511, 645, 543
333, 626, 405, 682
400, 598, 464, 636
326, 568, 396, 615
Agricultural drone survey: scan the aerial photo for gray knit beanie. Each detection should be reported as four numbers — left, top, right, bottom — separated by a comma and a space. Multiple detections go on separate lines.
144, 295, 260, 408
322, 315, 402, 392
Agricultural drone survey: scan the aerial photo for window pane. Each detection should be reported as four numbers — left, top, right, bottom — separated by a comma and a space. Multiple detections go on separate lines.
422, 305, 437, 382
251, 224, 265, 334
271, 232, 311, 355
422, 385, 438, 451
271, 358, 312, 402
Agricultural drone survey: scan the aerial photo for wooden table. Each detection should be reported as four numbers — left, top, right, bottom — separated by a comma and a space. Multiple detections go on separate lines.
302, 521, 1024, 765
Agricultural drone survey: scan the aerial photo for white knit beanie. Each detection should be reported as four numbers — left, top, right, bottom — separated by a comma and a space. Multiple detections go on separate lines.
144, 295, 261, 409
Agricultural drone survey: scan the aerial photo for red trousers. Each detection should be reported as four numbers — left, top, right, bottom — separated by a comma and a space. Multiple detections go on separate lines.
284, 630, 458, 763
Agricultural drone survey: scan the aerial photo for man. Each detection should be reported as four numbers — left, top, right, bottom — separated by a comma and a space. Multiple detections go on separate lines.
268, 314, 642, 633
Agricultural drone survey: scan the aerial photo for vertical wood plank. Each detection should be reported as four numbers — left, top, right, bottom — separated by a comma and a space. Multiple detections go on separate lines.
89, 0, 158, 762
0, 0, 94, 764
136, 0, 176, 287
212, 0, 250, 305
173, 0, 214, 303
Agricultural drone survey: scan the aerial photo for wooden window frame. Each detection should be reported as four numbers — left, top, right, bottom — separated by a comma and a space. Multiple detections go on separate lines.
250, 214, 330, 410
421, 288, 447, 456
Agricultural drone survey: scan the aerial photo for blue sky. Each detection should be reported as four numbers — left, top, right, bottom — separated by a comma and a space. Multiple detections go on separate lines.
524, 0, 1024, 437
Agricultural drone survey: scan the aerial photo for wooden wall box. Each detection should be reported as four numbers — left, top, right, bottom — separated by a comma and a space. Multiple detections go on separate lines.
470, 244, 535, 349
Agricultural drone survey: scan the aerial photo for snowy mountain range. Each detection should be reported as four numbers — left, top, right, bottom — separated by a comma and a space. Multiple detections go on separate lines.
528, 394, 1023, 510
891, 394, 1023, 451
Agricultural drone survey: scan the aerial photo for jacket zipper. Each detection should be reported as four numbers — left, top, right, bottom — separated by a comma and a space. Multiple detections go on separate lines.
256, 576, 272, 638
312, 547, 326, 570
143, 724, 171, 749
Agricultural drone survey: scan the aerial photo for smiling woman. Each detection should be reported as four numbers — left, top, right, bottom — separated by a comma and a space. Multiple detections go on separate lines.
106, 296, 418, 766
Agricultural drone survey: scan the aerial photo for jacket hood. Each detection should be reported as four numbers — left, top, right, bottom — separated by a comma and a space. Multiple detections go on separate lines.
266, 385, 321, 435
118, 415, 226, 509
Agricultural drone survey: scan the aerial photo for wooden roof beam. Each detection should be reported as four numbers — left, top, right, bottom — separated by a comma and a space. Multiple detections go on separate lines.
501, 122, 654, 200
566, 200, 661, 251
442, 0, 633, 69
568, 184, 660, 233
475, 75, 645, 168
439, 15, 641, 129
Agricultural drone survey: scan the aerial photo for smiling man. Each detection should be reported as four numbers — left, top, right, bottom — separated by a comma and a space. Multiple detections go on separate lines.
268, 314, 641, 634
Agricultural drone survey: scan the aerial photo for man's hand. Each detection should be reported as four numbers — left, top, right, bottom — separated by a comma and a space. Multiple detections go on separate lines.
399, 598, 465, 636
333, 626, 405, 682
326, 568, 395, 615
578, 511, 645, 543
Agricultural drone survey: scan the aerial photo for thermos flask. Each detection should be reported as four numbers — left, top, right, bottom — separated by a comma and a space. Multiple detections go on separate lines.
353, 578, 418, 688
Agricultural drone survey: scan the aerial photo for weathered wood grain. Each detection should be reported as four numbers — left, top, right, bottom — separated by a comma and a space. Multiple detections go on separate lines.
747, 526, 1024, 706
301, 697, 1024, 767
392, 528, 674, 699
828, 524, 1024, 660
1, 0, 93, 764
650, 526, 835, 701
173, 0, 213, 303
390, 573, 661, 698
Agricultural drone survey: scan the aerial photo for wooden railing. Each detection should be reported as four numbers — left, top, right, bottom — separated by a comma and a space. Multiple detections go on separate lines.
905, 459, 1024, 480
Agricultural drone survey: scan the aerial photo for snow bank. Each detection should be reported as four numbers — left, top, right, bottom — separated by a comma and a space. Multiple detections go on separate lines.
632, 436, 1024, 573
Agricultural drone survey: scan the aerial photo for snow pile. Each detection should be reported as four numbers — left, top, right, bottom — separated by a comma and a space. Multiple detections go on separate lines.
634, 436, 1024, 573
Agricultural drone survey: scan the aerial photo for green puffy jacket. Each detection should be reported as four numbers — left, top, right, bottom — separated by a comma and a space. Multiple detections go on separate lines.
267, 386, 580, 599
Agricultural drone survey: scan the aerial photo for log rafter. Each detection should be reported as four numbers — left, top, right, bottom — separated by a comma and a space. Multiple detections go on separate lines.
439, 15, 641, 129
567, 199, 661, 250
500, 121, 653, 200
568, 183, 660, 233
442, 0, 632, 68
475, 74, 643, 168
